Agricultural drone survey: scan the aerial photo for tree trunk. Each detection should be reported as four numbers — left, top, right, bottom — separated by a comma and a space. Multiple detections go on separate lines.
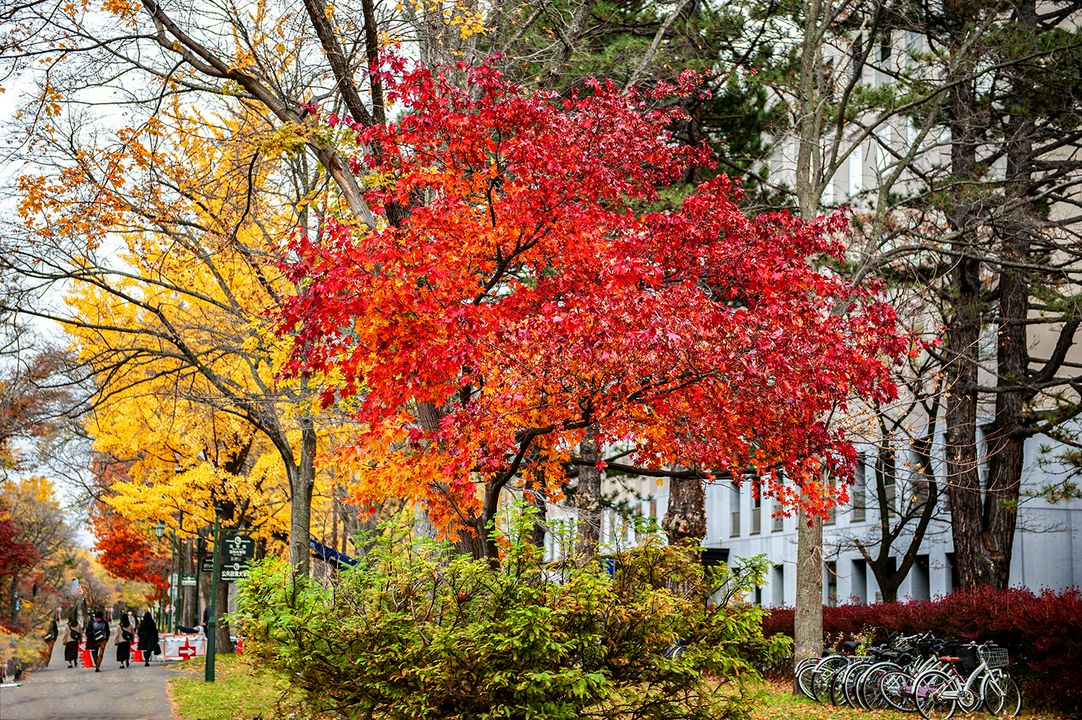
524, 468, 548, 550
289, 417, 317, 576
661, 477, 706, 548
978, 0, 1037, 590
942, 10, 993, 588
790, 0, 829, 674
213, 576, 232, 654
180, 538, 196, 628
575, 431, 603, 559
794, 509, 823, 664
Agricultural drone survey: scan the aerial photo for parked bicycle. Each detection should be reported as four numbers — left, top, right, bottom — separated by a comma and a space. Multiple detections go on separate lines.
793, 631, 1021, 718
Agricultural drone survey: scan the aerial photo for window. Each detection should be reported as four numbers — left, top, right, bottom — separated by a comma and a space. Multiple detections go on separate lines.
851, 558, 867, 604
852, 456, 867, 523
879, 31, 892, 63
912, 555, 930, 600
772, 505, 784, 533
751, 492, 762, 535
946, 552, 959, 594
772, 564, 785, 606
730, 483, 741, 538
825, 561, 838, 607
883, 463, 897, 512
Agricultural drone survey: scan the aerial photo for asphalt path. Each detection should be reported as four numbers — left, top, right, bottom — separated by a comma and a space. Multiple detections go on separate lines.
0, 636, 173, 720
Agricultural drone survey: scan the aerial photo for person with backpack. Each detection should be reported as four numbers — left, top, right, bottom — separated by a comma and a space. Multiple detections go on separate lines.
115, 612, 135, 668
86, 610, 110, 672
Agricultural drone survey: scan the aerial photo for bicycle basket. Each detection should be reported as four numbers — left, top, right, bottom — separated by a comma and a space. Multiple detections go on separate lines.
980, 646, 1009, 669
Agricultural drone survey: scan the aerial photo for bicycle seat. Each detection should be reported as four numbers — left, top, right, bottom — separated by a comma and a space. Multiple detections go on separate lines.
939, 656, 960, 663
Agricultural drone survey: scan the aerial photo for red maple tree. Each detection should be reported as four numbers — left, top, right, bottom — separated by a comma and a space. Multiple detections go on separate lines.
0, 515, 39, 579
281, 60, 904, 554
90, 510, 166, 597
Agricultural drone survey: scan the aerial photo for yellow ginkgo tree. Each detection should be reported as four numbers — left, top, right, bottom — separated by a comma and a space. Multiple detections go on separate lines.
15, 95, 358, 578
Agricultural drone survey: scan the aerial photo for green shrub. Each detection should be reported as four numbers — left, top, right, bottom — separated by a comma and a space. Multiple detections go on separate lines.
236, 509, 789, 720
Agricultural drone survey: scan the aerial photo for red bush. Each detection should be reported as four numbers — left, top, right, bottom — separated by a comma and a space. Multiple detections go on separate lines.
763, 587, 1082, 714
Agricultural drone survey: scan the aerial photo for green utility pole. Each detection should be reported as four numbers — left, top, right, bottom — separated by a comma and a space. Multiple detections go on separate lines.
205, 505, 222, 683
168, 530, 177, 633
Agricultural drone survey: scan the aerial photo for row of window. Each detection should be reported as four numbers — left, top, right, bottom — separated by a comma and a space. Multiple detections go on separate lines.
728, 454, 911, 538
753, 553, 958, 607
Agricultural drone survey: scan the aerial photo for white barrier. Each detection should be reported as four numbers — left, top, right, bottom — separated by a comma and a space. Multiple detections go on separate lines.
160, 633, 206, 661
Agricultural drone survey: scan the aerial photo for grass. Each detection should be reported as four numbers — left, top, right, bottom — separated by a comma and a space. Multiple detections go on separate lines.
169, 653, 293, 720
169, 660, 1071, 720
749, 680, 1070, 720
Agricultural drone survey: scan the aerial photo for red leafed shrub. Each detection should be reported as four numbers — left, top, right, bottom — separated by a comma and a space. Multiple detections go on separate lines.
763, 587, 1082, 713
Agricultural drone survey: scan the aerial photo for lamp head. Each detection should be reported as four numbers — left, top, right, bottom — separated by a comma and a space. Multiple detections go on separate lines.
154, 522, 165, 539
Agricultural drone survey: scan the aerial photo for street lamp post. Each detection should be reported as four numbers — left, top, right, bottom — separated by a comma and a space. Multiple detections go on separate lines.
153, 522, 166, 628
168, 529, 178, 633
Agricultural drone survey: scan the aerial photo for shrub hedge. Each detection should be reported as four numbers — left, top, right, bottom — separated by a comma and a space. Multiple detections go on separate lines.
237, 509, 791, 720
763, 587, 1082, 714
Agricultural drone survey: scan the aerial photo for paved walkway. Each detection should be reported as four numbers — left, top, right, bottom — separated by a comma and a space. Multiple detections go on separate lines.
1, 638, 173, 720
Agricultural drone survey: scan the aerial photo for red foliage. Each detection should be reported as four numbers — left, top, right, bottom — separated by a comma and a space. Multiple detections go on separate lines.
280, 58, 905, 532
0, 515, 39, 578
90, 511, 166, 597
763, 587, 1082, 713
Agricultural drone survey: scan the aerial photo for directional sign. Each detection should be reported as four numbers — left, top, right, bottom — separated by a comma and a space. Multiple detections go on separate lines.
200, 556, 215, 573
222, 533, 255, 561
219, 561, 250, 583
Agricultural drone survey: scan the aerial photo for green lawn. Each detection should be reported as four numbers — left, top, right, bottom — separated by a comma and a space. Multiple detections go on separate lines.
169, 654, 294, 720
170, 662, 1068, 720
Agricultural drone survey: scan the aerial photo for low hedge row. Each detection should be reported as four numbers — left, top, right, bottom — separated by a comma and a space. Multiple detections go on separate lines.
762, 587, 1082, 714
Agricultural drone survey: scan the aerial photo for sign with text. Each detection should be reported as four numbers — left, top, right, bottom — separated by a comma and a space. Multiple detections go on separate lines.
200, 556, 214, 573
181, 575, 197, 587
222, 533, 255, 561
219, 561, 250, 583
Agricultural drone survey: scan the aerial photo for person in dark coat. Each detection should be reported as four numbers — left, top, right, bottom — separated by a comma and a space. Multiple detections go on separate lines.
115, 612, 134, 668
138, 611, 160, 666
85, 610, 110, 672
64, 618, 82, 668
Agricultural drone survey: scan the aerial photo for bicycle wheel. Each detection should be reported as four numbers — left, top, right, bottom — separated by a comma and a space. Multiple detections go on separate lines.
983, 670, 1022, 717
881, 669, 917, 712
914, 669, 957, 720
795, 658, 819, 699
859, 662, 902, 710
841, 662, 872, 708
811, 656, 849, 704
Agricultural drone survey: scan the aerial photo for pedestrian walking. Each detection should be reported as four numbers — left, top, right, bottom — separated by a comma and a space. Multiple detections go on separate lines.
64, 618, 82, 668
86, 610, 110, 672
115, 612, 134, 668
43, 615, 59, 666
138, 611, 160, 666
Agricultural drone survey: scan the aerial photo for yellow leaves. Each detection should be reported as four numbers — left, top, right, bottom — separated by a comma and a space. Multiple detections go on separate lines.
254, 121, 310, 158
